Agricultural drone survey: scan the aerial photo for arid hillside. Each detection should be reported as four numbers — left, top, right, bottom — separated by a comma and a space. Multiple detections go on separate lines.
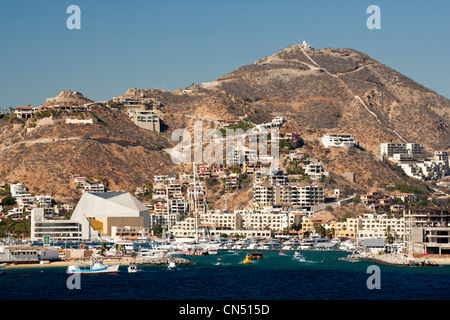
0, 44, 448, 208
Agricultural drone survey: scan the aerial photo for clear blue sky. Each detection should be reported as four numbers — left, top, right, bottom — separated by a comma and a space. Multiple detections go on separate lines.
1, 0, 449, 109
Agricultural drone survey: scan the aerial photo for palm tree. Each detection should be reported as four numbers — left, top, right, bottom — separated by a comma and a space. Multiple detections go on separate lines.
100, 242, 107, 256
385, 226, 394, 245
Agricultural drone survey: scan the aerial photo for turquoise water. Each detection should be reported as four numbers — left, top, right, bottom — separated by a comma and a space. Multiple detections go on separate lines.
1, 250, 449, 300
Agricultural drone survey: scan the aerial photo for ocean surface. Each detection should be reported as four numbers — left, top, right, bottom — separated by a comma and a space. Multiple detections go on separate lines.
1, 250, 449, 300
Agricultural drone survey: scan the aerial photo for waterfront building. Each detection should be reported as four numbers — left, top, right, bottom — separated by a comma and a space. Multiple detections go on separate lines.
30, 208, 83, 242
0, 245, 60, 264
70, 191, 150, 241
404, 208, 450, 255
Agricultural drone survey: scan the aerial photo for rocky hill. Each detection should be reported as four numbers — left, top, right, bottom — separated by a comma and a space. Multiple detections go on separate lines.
0, 44, 448, 206
210, 45, 450, 154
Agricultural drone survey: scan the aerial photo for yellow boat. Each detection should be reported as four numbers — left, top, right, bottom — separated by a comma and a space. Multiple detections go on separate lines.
243, 254, 252, 264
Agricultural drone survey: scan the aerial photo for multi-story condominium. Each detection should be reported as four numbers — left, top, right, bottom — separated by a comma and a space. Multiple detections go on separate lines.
149, 212, 180, 229
170, 213, 272, 239
404, 208, 450, 255
356, 213, 405, 241
200, 210, 240, 230
322, 133, 357, 148
127, 104, 161, 132
380, 142, 424, 160
253, 184, 281, 208
254, 169, 289, 186
170, 209, 299, 238
301, 217, 324, 234
170, 198, 189, 215
281, 184, 325, 209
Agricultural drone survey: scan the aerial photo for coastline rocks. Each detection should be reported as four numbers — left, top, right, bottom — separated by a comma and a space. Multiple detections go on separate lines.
135, 255, 195, 266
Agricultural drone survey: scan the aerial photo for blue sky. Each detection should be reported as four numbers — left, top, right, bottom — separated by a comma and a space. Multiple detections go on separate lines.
1, 0, 449, 109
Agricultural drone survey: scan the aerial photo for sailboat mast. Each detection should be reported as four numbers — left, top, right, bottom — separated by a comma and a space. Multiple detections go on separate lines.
166, 184, 170, 231
193, 163, 199, 242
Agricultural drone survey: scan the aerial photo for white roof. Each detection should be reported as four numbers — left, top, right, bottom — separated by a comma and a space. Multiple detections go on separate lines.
71, 192, 149, 220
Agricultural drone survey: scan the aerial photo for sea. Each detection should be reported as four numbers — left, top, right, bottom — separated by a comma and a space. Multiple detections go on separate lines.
1, 249, 448, 315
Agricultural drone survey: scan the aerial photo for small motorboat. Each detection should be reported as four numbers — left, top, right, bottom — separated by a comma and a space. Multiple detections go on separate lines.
279, 250, 286, 256
249, 252, 263, 260
293, 252, 306, 261
128, 263, 143, 273
216, 256, 223, 265
167, 261, 177, 270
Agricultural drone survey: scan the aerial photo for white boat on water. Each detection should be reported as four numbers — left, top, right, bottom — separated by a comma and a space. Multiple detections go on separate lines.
67, 260, 120, 274
128, 263, 143, 273
167, 261, 177, 270
293, 252, 306, 261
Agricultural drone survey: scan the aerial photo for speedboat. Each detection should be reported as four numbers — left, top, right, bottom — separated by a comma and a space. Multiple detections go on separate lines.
67, 260, 120, 274
293, 252, 305, 261
249, 252, 263, 260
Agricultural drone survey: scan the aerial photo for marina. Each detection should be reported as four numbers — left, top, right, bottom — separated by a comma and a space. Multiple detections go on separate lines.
1, 249, 449, 300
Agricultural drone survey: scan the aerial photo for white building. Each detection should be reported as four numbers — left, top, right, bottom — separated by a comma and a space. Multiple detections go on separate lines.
70, 192, 150, 241
30, 208, 83, 242
356, 213, 405, 241
83, 182, 105, 193
10, 183, 31, 198
127, 105, 161, 132
322, 133, 357, 148
380, 142, 424, 160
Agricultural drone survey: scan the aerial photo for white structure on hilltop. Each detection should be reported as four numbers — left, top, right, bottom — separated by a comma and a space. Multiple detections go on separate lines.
322, 133, 357, 148
300, 41, 312, 49
127, 104, 161, 132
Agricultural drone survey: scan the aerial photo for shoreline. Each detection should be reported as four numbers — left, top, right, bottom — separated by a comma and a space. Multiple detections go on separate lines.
2, 256, 194, 269
357, 252, 450, 266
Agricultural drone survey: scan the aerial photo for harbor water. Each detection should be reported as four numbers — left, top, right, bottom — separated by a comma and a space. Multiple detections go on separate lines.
1, 250, 449, 300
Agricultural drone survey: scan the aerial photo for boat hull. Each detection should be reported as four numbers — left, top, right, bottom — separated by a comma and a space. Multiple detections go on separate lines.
67, 264, 120, 274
